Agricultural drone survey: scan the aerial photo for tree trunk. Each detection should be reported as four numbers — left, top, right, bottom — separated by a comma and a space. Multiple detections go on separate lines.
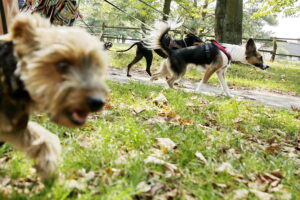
162, 0, 172, 21
215, 0, 243, 44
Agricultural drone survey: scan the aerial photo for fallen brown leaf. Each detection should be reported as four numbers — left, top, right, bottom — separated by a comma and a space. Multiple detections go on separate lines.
266, 144, 282, 155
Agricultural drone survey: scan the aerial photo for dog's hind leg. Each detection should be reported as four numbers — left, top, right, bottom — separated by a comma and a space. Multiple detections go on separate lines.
0, 122, 61, 181
150, 59, 170, 81
127, 54, 143, 77
196, 66, 218, 92
216, 66, 232, 97
167, 74, 180, 88
167, 68, 185, 88
145, 51, 153, 76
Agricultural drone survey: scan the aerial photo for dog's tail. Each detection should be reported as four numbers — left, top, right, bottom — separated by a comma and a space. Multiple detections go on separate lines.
144, 21, 182, 56
116, 42, 139, 53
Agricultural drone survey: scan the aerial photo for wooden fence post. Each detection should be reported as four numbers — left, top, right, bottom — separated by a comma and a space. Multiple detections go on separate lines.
270, 37, 277, 62
100, 23, 105, 41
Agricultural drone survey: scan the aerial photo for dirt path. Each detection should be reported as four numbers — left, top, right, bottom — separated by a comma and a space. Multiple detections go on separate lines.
108, 67, 300, 110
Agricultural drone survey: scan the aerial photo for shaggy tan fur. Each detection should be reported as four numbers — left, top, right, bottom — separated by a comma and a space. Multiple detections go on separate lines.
0, 14, 109, 180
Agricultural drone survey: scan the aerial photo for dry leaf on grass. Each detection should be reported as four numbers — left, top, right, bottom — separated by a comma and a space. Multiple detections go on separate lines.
213, 183, 230, 189
216, 162, 239, 176
232, 189, 249, 200
144, 156, 166, 165
186, 102, 195, 107
76, 168, 95, 182
145, 117, 166, 125
250, 189, 273, 200
154, 189, 178, 200
226, 148, 241, 159
144, 156, 179, 175
158, 109, 177, 118
156, 138, 176, 152
266, 144, 282, 155
195, 151, 208, 164
269, 184, 292, 200
137, 181, 152, 193
105, 168, 124, 177
65, 179, 86, 190
133, 106, 146, 114
153, 93, 168, 106
178, 118, 194, 126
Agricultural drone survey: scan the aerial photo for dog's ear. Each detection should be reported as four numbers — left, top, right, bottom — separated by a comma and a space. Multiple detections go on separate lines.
10, 14, 50, 56
10, 14, 37, 43
246, 38, 257, 55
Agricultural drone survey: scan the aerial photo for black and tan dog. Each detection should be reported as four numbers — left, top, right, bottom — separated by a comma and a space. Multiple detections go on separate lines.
0, 14, 108, 180
145, 22, 232, 96
117, 33, 203, 77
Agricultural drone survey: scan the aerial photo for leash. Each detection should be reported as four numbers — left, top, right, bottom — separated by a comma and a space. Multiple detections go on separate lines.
137, 0, 195, 34
0, 0, 8, 34
102, 0, 152, 30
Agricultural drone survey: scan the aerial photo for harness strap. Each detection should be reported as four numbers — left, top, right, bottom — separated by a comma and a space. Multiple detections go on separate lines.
0, 0, 8, 34
211, 40, 231, 63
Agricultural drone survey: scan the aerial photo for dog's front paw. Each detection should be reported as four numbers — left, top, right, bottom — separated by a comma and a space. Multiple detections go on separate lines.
28, 134, 62, 181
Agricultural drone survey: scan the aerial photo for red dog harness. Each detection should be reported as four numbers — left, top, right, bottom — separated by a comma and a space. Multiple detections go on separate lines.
211, 40, 231, 63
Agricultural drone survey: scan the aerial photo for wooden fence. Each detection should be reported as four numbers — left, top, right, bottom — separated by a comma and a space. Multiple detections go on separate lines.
85, 24, 300, 62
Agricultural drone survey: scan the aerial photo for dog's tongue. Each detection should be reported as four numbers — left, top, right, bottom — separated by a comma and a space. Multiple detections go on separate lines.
72, 110, 88, 123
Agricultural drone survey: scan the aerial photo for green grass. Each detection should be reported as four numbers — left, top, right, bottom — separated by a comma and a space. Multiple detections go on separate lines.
110, 43, 300, 96
1, 81, 300, 199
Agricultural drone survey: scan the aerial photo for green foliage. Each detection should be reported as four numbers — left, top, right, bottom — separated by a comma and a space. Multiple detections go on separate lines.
249, 0, 300, 18
77, 0, 287, 40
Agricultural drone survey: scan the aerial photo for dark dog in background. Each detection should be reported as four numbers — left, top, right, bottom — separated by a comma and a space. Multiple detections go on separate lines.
104, 41, 113, 50
117, 33, 203, 77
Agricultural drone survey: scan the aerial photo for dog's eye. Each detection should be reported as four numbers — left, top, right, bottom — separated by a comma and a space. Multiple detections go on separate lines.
56, 61, 70, 73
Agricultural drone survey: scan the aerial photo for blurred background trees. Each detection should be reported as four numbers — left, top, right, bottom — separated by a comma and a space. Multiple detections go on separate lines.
77, 0, 297, 42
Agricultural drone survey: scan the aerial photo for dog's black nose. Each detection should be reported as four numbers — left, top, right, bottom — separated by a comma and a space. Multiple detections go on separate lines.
87, 96, 105, 112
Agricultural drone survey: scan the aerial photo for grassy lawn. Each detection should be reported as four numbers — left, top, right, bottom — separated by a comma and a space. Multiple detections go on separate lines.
111, 43, 300, 96
1, 81, 300, 199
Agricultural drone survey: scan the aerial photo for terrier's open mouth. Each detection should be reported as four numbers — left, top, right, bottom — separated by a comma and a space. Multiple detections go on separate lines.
67, 109, 89, 125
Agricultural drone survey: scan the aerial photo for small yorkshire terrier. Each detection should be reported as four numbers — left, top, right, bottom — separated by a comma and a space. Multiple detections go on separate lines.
0, 14, 109, 180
